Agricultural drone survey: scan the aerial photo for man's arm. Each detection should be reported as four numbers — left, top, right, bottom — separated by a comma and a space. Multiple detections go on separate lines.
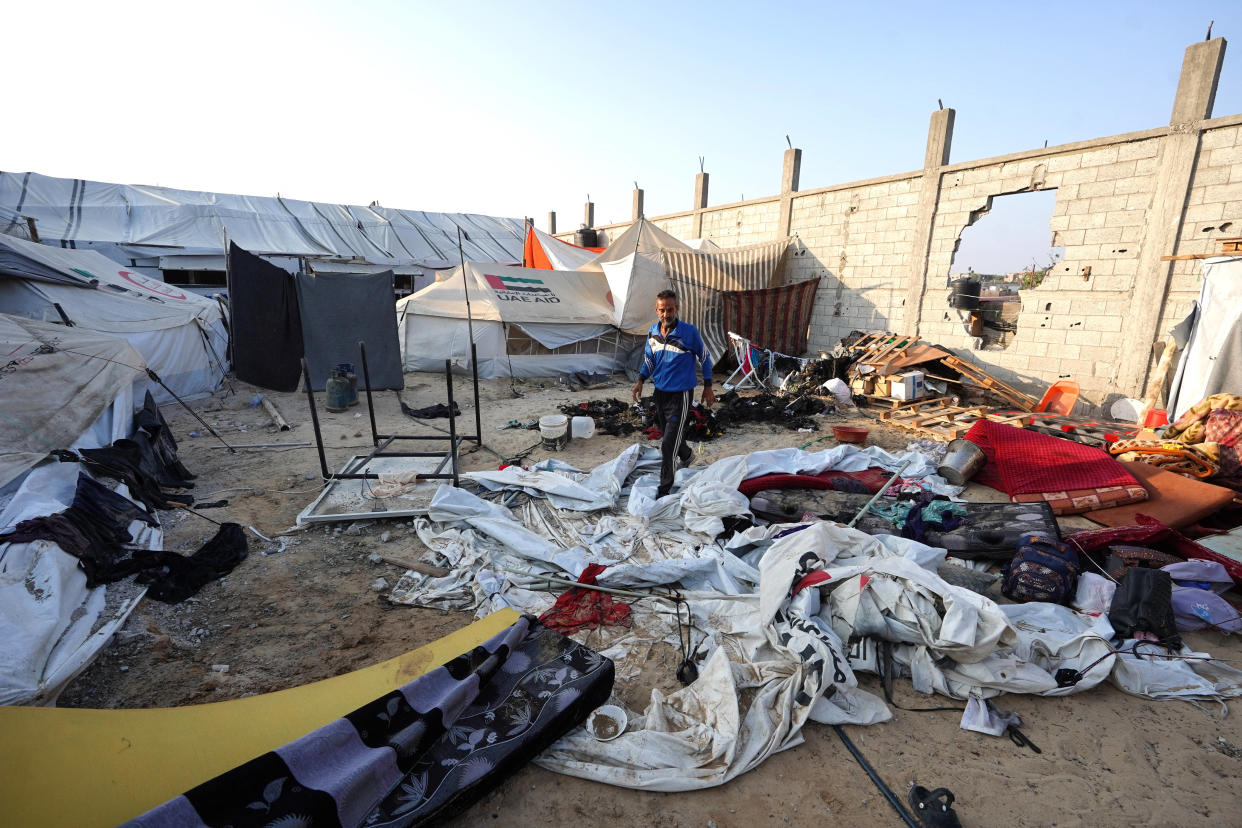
696, 328, 715, 406
633, 334, 655, 402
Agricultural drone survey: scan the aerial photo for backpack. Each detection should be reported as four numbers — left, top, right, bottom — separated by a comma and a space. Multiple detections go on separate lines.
1002, 531, 1080, 604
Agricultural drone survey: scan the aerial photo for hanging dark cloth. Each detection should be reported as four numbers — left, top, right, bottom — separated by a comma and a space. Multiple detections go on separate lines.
132, 390, 196, 488
296, 269, 404, 391
228, 242, 304, 392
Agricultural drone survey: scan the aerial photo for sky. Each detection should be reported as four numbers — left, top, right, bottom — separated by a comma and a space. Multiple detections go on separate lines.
7, 1, 1242, 273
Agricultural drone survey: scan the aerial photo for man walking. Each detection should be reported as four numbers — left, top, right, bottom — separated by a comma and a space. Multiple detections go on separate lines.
631, 289, 714, 498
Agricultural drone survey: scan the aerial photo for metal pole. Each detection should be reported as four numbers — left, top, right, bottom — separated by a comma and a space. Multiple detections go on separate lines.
222, 228, 234, 366
360, 340, 379, 446
445, 359, 459, 486
301, 358, 330, 480
847, 456, 913, 528
145, 368, 236, 453
471, 342, 482, 443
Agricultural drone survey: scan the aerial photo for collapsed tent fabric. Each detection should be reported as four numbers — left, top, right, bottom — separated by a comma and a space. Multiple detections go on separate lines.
296, 270, 403, 391
0, 234, 227, 402
523, 225, 601, 270
0, 170, 525, 273
0, 313, 146, 491
661, 238, 791, 362
721, 278, 820, 359
228, 243, 303, 392
0, 458, 158, 706
1167, 256, 1242, 420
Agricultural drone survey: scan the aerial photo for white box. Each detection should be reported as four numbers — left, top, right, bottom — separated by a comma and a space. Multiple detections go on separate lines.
892, 371, 926, 400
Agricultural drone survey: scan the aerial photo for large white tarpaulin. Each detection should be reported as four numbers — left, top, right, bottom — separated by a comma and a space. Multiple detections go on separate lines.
0, 171, 524, 271
383, 443, 1242, 791
1167, 256, 1242, 419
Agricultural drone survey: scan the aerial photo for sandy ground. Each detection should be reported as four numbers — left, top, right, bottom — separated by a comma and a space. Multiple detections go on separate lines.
58, 372, 1242, 827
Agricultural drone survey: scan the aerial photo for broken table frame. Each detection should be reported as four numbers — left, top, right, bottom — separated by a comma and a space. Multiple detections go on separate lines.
302, 340, 485, 488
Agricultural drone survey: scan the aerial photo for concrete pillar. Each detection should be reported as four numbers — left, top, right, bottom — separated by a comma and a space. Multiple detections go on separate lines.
632, 188, 645, 221
692, 172, 709, 238
547, 212, 556, 235
901, 107, 956, 334
1116, 37, 1227, 397
781, 148, 802, 193
778, 148, 802, 237
1171, 38, 1225, 125
583, 201, 594, 228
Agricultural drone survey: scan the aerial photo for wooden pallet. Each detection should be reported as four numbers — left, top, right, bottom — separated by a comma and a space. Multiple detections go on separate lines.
868, 395, 952, 413
882, 401, 1040, 441
941, 355, 1038, 411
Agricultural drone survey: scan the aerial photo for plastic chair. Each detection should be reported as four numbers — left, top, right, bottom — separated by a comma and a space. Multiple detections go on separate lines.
722, 332, 765, 391
1035, 380, 1080, 415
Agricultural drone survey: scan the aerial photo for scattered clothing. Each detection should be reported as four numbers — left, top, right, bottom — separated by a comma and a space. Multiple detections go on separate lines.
539, 563, 632, 633
132, 523, 248, 604
401, 400, 461, 419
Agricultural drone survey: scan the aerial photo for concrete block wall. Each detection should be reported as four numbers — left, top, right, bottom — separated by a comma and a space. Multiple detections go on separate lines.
555, 39, 1237, 413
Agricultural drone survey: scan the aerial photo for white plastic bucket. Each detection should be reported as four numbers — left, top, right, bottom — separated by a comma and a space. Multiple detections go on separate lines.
571, 416, 595, 439
539, 414, 569, 450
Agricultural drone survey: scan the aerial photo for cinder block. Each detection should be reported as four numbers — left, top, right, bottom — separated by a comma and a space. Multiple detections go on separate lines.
1080, 147, 1121, 167
1191, 166, 1230, 187
1059, 167, 1100, 185
1184, 202, 1225, 222
1208, 146, 1242, 168
1089, 195, 1129, 213
1117, 141, 1159, 161
1200, 126, 1239, 150
1047, 154, 1082, 173
1134, 158, 1159, 176
1103, 209, 1145, 227
1066, 329, 1103, 346
1096, 161, 1138, 181
1077, 180, 1118, 198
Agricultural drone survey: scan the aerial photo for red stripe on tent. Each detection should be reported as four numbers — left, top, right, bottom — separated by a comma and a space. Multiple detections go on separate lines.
484, 273, 506, 290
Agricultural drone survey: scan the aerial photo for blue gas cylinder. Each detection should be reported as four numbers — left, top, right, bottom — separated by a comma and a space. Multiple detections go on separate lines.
325, 370, 350, 412
336, 363, 359, 406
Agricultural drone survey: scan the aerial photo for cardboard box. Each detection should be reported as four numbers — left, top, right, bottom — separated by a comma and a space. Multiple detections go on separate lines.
891, 371, 926, 401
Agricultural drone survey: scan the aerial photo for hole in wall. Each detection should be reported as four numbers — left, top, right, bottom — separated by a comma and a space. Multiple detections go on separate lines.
947, 190, 1065, 351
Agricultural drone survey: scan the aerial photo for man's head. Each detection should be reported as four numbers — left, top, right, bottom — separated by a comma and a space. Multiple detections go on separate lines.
656, 289, 678, 328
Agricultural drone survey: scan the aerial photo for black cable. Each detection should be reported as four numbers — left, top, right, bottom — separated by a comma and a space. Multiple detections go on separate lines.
832, 725, 921, 828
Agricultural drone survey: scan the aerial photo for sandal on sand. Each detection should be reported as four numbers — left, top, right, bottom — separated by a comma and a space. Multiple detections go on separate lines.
908, 786, 962, 827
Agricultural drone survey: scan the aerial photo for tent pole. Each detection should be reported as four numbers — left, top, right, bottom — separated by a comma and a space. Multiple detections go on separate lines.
457, 227, 482, 444
222, 228, 234, 367
146, 368, 235, 453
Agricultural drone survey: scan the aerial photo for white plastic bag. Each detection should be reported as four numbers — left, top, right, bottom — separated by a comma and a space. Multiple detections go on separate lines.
1072, 572, 1116, 615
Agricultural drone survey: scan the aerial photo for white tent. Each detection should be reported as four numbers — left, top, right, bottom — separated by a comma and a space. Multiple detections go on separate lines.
0, 234, 227, 403
1167, 256, 1242, 419
578, 219, 691, 333
396, 262, 632, 378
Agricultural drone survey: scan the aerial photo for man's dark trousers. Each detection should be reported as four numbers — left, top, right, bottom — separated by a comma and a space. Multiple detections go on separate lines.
653, 387, 693, 497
